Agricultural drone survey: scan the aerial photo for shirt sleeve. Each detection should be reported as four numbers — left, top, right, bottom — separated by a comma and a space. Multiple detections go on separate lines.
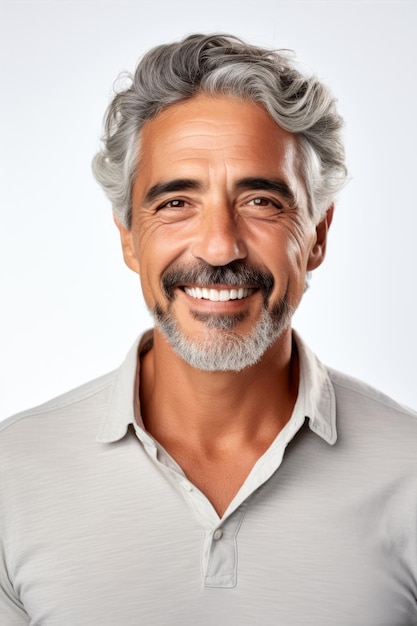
0, 529, 30, 625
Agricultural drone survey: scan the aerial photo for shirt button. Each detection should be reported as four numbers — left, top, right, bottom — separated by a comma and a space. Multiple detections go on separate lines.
213, 529, 223, 541
182, 481, 192, 491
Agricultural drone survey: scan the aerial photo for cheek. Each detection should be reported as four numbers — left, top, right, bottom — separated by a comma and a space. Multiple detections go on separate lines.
256, 227, 309, 272
261, 232, 314, 302
285, 220, 316, 267
286, 237, 309, 272
137, 227, 188, 302
138, 218, 194, 260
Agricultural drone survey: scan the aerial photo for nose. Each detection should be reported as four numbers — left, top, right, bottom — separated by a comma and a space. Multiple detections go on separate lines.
191, 205, 248, 267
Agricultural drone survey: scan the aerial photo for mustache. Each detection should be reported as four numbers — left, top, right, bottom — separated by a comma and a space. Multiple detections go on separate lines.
161, 260, 274, 304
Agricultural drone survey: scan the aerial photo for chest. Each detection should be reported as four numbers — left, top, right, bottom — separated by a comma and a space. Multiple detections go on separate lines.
169, 449, 263, 517
4, 430, 417, 625
8, 464, 417, 626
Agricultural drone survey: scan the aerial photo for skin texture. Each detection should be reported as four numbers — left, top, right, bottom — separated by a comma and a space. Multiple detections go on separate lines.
116, 94, 333, 516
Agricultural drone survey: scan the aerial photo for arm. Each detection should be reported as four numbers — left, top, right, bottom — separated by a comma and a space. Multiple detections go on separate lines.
0, 529, 30, 625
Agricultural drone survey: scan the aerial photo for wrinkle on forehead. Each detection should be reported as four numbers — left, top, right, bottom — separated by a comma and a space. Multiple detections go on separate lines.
141, 93, 298, 156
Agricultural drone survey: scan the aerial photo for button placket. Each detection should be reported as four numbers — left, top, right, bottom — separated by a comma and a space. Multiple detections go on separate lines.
203, 506, 247, 588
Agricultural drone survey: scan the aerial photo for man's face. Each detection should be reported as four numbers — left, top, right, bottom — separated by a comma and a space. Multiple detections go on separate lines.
117, 94, 330, 370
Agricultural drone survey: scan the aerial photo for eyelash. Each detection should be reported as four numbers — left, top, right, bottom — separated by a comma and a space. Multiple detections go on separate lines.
157, 198, 187, 210
247, 197, 283, 210
157, 197, 283, 211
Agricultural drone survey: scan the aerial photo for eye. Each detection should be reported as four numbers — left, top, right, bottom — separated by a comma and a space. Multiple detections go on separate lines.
157, 198, 187, 210
247, 197, 283, 210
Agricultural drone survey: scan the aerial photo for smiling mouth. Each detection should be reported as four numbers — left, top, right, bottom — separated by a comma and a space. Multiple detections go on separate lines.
183, 286, 256, 302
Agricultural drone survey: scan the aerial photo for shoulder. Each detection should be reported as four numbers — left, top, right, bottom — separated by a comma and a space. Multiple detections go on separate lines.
0, 333, 146, 444
327, 367, 417, 449
329, 368, 417, 418
0, 370, 117, 441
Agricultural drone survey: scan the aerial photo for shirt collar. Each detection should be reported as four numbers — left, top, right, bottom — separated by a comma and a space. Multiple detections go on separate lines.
96, 329, 337, 445
293, 330, 337, 445
96, 330, 153, 443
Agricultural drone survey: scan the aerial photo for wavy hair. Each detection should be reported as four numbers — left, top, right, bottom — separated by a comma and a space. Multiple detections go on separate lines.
92, 34, 347, 228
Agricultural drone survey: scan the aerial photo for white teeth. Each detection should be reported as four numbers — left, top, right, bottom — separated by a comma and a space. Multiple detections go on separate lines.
184, 287, 254, 302
209, 288, 220, 301
219, 290, 229, 302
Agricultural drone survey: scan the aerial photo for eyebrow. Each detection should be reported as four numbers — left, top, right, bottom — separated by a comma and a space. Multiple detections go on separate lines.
143, 176, 297, 207
143, 179, 203, 205
235, 177, 297, 207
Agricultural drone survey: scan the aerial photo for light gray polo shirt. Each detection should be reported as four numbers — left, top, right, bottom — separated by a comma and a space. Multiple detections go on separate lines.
1, 330, 416, 625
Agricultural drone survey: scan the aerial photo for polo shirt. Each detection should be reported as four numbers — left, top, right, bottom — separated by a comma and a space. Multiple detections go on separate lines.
1, 330, 416, 625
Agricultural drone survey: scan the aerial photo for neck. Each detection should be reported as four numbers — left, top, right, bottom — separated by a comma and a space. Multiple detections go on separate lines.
139, 326, 298, 451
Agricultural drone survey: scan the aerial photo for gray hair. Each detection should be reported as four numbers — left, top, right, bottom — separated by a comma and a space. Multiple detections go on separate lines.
92, 33, 348, 228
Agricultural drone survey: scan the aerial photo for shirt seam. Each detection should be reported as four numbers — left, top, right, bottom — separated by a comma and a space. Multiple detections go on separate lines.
0, 377, 115, 434
330, 376, 417, 419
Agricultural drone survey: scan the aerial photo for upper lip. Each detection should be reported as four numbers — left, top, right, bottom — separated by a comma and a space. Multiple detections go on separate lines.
181, 283, 257, 290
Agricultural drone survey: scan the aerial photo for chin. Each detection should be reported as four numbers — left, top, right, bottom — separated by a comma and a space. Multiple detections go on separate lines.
151, 299, 294, 372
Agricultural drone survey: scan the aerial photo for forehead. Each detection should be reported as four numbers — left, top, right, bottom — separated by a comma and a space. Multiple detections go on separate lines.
137, 94, 301, 182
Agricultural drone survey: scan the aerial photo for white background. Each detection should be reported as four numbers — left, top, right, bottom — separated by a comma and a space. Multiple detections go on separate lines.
1, 0, 416, 420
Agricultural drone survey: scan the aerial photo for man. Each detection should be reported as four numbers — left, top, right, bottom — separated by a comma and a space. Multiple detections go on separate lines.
1, 34, 416, 625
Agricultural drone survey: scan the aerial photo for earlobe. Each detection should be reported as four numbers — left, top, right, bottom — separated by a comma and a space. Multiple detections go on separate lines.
307, 204, 334, 271
113, 215, 140, 274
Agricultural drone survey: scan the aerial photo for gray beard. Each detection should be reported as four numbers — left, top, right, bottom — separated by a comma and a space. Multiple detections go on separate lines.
151, 297, 294, 372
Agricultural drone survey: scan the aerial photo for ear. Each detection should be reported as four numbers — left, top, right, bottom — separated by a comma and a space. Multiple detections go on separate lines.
307, 204, 334, 271
113, 216, 140, 275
